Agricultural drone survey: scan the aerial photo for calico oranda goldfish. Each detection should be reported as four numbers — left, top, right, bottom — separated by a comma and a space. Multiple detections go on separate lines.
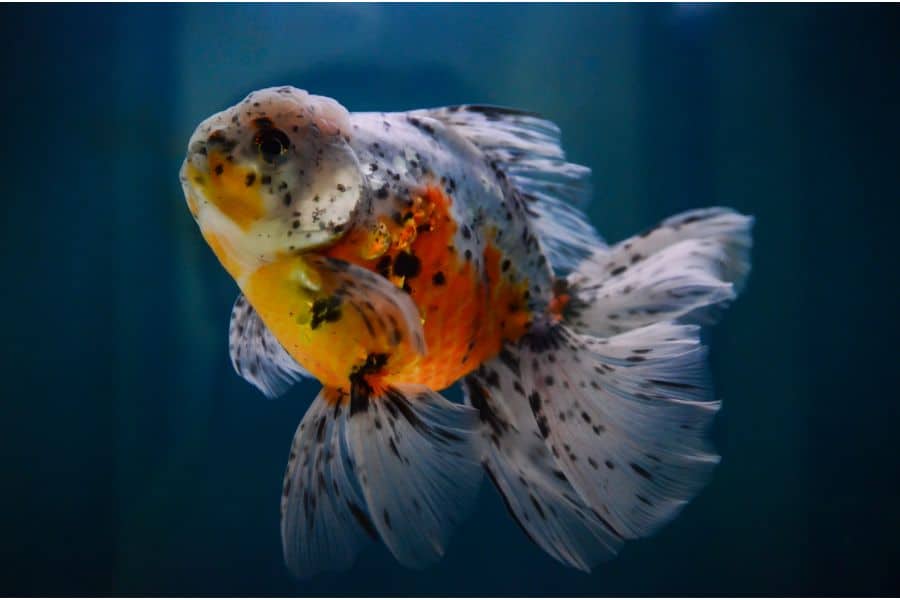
180, 86, 752, 577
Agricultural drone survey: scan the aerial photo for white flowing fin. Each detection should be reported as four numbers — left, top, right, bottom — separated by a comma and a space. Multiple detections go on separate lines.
306, 255, 427, 355
417, 105, 606, 273
344, 383, 481, 568
464, 362, 623, 572
567, 208, 753, 336
519, 322, 720, 540
229, 294, 309, 398
280, 390, 376, 579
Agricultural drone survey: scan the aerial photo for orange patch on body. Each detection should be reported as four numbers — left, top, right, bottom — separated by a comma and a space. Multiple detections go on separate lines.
321, 184, 532, 391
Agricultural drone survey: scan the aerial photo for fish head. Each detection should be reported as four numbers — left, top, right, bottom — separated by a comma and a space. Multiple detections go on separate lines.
180, 86, 365, 279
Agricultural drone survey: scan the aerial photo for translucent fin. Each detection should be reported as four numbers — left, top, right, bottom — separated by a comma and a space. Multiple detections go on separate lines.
344, 384, 481, 568
418, 105, 606, 273
519, 322, 720, 540
280, 390, 375, 579
229, 294, 309, 398
567, 207, 753, 335
307, 255, 427, 355
464, 364, 623, 572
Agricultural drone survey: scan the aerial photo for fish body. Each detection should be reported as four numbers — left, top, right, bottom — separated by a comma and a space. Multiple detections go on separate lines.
181, 86, 753, 577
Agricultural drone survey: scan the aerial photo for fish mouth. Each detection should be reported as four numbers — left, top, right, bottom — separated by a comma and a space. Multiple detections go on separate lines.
179, 152, 348, 279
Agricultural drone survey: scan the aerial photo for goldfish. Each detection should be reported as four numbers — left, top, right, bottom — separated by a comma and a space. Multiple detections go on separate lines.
180, 86, 753, 577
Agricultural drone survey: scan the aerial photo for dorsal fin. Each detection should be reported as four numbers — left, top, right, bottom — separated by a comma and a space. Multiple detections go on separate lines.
416, 105, 606, 273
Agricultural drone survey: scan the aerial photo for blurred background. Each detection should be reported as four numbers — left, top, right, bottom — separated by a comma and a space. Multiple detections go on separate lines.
1, 3, 898, 595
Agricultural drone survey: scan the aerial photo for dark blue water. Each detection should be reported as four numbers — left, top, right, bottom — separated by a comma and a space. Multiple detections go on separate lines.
2, 4, 898, 595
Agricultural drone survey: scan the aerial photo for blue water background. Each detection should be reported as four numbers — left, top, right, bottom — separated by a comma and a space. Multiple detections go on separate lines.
1, 3, 898, 595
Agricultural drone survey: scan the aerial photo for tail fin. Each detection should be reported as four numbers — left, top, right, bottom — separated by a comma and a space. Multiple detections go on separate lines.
465, 207, 752, 570
518, 322, 719, 539
566, 208, 753, 335
281, 384, 481, 578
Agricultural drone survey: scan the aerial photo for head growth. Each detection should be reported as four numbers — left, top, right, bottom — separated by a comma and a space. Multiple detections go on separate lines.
180, 86, 365, 281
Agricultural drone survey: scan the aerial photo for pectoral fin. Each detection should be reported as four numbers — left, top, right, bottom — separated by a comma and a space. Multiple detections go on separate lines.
306, 254, 427, 356
229, 294, 309, 398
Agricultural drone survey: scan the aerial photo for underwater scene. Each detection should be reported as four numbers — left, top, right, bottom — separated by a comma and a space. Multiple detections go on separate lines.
1, 3, 898, 596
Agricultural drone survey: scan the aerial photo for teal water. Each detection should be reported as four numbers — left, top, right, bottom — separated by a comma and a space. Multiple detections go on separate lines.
2, 3, 898, 595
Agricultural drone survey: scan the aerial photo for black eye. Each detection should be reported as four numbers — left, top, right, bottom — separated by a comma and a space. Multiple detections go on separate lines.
254, 128, 290, 163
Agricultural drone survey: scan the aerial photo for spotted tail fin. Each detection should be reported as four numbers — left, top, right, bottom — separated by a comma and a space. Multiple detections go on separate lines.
464, 364, 623, 571
566, 207, 753, 336
466, 320, 721, 570
281, 384, 481, 578
465, 208, 751, 570
517, 322, 720, 540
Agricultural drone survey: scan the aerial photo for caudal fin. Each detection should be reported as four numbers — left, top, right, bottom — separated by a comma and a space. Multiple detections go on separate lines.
465, 207, 752, 570
281, 384, 481, 578
566, 208, 753, 336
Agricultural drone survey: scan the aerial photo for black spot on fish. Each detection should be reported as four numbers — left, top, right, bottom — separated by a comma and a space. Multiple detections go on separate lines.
466, 377, 507, 436
376, 255, 392, 278
310, 295, 342, 329
630, 463, 653, 480
529, 494, 546, 520
466, 105, 540, 120
393, 251, 421, 278
346, 500, 378, 540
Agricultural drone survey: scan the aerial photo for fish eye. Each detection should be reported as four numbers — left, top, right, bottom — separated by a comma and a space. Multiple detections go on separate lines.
254, 128, 291, 164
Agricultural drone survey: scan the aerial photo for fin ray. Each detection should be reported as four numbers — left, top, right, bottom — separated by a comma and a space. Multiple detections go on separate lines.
464, 369, 623, 571
307, 255, 427, 355
280, 390, 372, 579
418, 104, 606, 273
344, 384, 482, 568
229, 294, 309, 398
567, 207, 753, 336
519, 322, 720, 539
